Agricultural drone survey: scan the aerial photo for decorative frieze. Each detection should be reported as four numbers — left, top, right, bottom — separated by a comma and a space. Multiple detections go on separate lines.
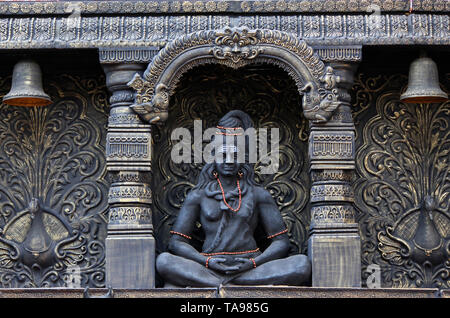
310, 131, 354, 160
108, 184, 153, 204
311, 205, 355, 224
310, 184, 354, 202
107, 132, 151, 159
109, 171, 151, 184
109, 206, 152, 225
108, 107, 143, 127
0, 0, 447, 15
311, 169, 353, 182
0, 13, 448, 50
106, 128, 152, 171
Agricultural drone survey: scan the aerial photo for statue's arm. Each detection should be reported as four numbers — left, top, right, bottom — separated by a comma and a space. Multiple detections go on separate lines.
254, 187, 290, 266
167, 190, 208, 266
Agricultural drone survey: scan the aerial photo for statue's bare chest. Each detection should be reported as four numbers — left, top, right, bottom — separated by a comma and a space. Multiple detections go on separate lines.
200, 193, 255, 223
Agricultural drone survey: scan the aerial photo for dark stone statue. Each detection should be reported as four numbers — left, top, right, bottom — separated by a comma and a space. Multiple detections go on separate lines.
156, 110, 311, 287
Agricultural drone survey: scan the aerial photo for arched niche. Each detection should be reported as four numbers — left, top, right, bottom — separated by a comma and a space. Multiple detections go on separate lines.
127, 27, 342, 124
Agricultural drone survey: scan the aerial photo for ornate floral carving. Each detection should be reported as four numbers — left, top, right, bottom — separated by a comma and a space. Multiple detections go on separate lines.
354, 73, 450, 288
210, 28, 263, 63
0, 74, 109, 287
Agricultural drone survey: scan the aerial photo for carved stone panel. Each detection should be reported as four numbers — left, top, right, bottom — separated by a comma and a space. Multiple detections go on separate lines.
0, 73, 109, 288
106, 130, 152, 171
353, 71, 450, 289
151, 64, 311, 272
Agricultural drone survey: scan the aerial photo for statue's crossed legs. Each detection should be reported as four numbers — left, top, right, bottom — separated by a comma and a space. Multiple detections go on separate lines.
157, 252, 311, 287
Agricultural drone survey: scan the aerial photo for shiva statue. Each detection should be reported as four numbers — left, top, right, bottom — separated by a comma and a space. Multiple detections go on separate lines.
156, 110, 311, 287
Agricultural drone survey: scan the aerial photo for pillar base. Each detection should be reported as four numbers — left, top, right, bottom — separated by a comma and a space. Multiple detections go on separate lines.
106, 230, 155, 289
308, 223, 361, 287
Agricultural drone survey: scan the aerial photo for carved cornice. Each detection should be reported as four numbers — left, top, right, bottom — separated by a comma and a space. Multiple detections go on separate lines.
0, 13, 448, 50
0, 0, 448, 16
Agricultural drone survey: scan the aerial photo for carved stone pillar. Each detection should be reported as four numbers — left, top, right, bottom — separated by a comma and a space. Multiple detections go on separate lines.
307, 49, 361, 287
100, 48, 158, 288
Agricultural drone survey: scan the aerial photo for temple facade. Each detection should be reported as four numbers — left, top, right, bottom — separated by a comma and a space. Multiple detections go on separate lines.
0, 0, 448, 298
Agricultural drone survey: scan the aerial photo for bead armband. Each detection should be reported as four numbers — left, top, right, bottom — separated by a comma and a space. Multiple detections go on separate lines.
250, 258, 257, 268
205, 256, 212, 268
170, 230, 192, 240
267, 229, 288, 239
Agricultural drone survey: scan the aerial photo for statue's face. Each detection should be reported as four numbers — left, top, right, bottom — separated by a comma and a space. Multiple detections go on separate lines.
215, 144, 241, 177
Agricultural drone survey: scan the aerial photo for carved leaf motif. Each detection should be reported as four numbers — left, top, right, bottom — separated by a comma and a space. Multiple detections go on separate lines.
377, 227, 409, 266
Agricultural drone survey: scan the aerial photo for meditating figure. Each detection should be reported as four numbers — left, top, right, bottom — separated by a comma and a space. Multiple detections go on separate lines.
156, 110, 311, 287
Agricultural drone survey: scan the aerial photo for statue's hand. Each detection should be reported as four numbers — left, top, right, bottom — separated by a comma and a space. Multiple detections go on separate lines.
224, 257, 254, 275
207, 257, 240, 274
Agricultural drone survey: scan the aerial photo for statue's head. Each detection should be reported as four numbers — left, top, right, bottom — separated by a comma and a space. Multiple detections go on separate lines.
213, 110, 254, 178
194, 110, 257, 189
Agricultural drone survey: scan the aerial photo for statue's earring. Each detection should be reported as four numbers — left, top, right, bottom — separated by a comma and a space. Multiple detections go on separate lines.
237, 170, 243, 179
212, 170, 218, 178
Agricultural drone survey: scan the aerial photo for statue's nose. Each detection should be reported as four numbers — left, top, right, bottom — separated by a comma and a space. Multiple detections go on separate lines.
225, 152, 235, 163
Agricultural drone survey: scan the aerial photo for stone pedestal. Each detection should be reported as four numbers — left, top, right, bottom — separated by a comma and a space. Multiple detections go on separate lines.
307, 59, 361, 287
106, 225, 155, 289
100, 48, 158, 289
308, 225, 360, 287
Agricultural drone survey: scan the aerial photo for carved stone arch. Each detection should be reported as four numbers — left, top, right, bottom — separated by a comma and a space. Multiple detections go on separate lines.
128, 27, 342, 124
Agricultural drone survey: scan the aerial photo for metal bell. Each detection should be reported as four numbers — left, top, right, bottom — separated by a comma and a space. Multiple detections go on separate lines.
2, 59, 52, 107
400, 56, 448, 103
